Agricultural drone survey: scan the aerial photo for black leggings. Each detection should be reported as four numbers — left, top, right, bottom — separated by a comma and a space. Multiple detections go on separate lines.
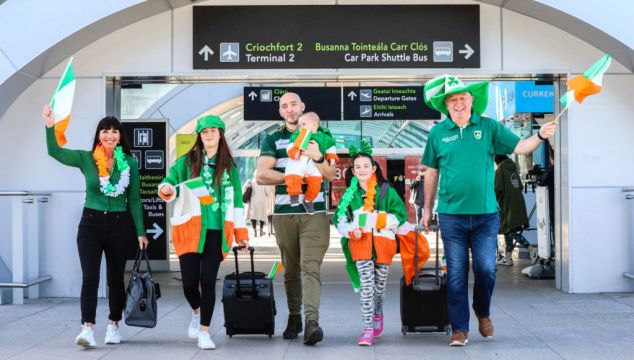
76, 208, 135, 324
179, 230, 223, 327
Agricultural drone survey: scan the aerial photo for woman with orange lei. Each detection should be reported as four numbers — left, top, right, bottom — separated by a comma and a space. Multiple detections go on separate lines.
43, 105, 148, 349
334, 141, 409, 346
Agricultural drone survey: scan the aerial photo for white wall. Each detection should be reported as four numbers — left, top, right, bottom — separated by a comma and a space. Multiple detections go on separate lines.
566, 75, 634, 293
501, 9, 629, 73
0, 0, 144, 84
536, 0, 634, 50
0, 2, 632, 295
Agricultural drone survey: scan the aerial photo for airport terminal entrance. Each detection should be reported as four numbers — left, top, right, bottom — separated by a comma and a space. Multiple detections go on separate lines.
112, 74, 561, 285
107, 0, 563, 287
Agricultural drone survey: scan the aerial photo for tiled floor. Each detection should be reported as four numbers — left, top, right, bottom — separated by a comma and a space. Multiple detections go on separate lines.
2, 233, 633, 359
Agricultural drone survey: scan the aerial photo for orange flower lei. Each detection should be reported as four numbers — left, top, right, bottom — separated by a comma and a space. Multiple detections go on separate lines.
93, 144, 110, 177
362, 174, 377, 212
93, 144, 130, 197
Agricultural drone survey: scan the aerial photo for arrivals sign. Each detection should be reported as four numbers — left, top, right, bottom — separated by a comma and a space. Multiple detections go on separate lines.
343, 87, 440, 120
193, 5, 480, 69
122, 120, 168, 261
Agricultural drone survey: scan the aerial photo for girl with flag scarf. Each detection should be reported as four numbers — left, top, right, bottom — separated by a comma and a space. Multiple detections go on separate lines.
158, 115, 248, 350
43, 105, 148, 348
334, 141, 429, 346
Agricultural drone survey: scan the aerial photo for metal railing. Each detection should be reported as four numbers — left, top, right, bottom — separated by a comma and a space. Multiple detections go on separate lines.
0, 191, 52, 304
623, 188, 634, 280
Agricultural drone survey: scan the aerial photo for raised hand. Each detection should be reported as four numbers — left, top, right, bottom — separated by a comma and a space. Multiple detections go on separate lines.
42, 104, 55, 128
539, 121, 558, 139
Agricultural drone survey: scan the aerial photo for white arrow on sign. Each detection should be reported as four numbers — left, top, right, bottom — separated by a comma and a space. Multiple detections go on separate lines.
147, 223, 164, 240
248, 91, 258, 101
198, 45, 214, 61
458, 44, 475, 60
347, 91, 357, 100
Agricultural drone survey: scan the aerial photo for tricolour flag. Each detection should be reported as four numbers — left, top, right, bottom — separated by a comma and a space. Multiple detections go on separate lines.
184, 177, 214, 205
356, 211, 388, 230
267, 261, 284, 280
560, 54, 612, 107
50, 57, 75, 147
293, 127, 312, 151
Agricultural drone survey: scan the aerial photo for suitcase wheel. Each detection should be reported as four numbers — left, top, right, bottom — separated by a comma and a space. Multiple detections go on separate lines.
445, 326, 451, 335
268, 334, 272, 338
401, 326, 407, 335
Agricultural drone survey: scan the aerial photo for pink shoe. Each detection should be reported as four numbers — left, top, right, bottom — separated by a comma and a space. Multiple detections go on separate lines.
358, 328, 374, 346
372, 314, 384, 337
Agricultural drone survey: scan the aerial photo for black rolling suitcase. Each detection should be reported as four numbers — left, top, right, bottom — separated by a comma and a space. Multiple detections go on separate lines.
400, 224, 450, 335
222, 246, 276, 337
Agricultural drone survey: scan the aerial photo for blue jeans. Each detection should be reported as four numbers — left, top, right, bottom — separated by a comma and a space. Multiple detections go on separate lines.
438, 213, 499, 333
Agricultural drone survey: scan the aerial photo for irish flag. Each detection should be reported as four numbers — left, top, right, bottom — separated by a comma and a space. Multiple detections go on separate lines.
267, 261, 284, 280
50, 57, 75, 147
184, 177, 214, 205
293, 127, 312, 151
357, 211, 388, 230
560, 54, 612, 107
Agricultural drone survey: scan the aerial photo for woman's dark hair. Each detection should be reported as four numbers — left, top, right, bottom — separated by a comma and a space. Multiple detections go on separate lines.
92, 116, 131, 155
344, 153, 387, 187
187, 128, 235, 187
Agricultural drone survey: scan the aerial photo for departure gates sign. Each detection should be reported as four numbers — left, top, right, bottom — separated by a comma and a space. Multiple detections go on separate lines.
193, 5, 480, 69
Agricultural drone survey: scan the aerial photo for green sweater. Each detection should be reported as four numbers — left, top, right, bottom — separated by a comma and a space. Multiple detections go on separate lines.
46, 126, 146, 237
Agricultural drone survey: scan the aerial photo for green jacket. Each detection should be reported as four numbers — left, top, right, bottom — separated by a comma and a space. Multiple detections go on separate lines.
46, 126, 146, 236
333, 182, 407, 290
495, 158, 529, 234
160, 155, 247, 256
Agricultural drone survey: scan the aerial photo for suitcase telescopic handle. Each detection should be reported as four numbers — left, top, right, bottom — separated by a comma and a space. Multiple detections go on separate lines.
232, 246, 257, 299
413, 224, 441, 288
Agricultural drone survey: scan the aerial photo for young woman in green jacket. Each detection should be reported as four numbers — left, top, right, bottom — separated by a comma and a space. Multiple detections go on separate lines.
158, 115, 248, 350
43, 105, 148, 348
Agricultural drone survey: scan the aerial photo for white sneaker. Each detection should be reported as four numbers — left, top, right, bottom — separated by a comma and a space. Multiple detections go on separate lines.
104, 323, 122, 344
75, 325, 96, 348
197, 332, 216, 350
188, 312, 200, 339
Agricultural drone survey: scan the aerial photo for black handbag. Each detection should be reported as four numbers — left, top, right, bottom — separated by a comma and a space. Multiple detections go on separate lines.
124, 249, 160, 328
242, 181, 253, 204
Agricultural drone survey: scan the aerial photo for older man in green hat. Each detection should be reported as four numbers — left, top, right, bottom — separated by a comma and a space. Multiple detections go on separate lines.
421, 75, 557, 346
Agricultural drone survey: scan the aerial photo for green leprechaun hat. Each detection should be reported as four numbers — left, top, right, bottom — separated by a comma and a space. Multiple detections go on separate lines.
423, 75, 489, 116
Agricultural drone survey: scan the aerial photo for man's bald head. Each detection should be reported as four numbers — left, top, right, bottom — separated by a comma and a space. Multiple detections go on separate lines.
280, 92, 301, 104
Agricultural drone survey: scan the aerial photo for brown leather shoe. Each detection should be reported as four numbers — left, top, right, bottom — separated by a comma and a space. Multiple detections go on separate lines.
449, 331, 469, 346
477, 316, 494, 338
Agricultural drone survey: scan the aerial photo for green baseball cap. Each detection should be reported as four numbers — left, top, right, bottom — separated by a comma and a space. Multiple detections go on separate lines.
423, 74, 489, 116
195, 115, 225, 133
